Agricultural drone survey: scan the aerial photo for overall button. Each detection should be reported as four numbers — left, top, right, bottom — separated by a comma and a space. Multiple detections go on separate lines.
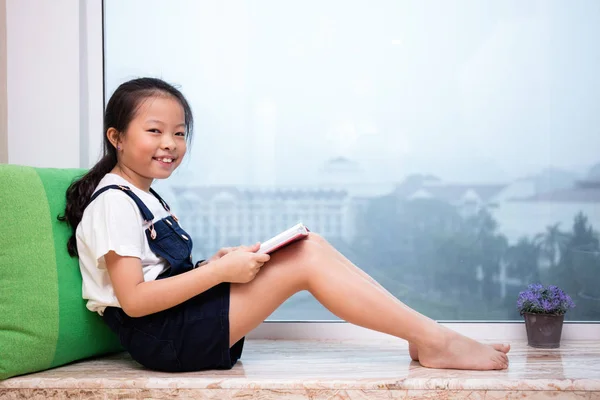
181, 234, 189, 241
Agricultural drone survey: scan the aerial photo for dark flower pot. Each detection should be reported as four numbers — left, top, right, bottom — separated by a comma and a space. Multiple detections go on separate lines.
523, 313, 564, 348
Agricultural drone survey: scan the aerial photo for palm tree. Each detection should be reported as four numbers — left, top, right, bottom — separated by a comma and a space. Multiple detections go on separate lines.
570, 212, 599, 250
535, 223, 569, 268
463, 209, 508, 302
506, 237, 541, 283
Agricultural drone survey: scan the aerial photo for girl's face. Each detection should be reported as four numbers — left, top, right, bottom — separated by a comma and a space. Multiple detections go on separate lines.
113, 95, 187, 190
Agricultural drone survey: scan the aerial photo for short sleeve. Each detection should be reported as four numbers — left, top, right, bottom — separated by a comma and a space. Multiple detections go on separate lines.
82, 190, 146, 266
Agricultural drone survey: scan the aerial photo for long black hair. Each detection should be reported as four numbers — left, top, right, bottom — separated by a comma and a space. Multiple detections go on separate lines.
59, 77, 194, 257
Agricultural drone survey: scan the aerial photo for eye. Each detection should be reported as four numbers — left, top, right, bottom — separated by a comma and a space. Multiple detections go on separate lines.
147, 129, 161, 133
175, 132, 186, 137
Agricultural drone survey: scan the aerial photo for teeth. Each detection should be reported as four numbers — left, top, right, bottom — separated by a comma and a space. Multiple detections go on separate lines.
157, 158, 173, 163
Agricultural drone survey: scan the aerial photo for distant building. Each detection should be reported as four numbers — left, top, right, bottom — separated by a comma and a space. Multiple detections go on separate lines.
494, 165, 600, 244
316, 156, 371, 189
172, 185, 351, 260
403, 180, 507, 217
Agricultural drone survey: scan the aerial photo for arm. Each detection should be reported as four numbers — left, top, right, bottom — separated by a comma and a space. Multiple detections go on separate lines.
105, 251, 224, 317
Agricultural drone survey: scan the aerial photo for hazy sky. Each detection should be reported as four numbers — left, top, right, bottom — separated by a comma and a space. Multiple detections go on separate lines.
105, 0, 600, 186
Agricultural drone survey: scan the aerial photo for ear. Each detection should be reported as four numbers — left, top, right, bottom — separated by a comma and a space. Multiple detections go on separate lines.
106, 128, 121, 149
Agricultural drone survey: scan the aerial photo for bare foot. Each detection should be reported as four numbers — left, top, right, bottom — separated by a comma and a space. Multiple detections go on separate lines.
416, 328, 510, 370
408, 341, 510, 362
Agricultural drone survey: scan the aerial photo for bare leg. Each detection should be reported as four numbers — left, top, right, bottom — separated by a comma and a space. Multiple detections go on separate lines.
229, 233, 509, 370
307, 235, 510, 361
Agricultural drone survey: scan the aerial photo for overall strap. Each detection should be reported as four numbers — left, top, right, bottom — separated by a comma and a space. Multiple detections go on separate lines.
149, 187, 180, 222
149, 187, 171, 211
89, 185, 155, 222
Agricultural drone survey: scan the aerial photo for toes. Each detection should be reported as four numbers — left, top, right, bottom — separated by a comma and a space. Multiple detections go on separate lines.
491, 343, 511, 354
494, 353, 509, 370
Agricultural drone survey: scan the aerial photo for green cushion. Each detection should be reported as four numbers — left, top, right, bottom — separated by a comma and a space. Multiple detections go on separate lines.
0, 164, 122, 380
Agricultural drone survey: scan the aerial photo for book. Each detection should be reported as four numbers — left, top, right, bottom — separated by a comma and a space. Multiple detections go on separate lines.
257, 223, 310, 254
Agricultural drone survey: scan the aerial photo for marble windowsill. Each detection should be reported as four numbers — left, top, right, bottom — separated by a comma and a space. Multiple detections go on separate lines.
1, 340, 599, 399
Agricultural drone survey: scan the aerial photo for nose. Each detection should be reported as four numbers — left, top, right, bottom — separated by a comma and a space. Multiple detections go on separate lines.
161, 134, 177, 150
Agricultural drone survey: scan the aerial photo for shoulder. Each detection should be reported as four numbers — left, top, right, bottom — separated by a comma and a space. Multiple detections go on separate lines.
94, 188, 138, 205
85, 188, 143, 224
91, 174, 142, 211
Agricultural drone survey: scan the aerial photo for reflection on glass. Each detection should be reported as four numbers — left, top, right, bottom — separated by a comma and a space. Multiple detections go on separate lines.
105, 0, 600, 321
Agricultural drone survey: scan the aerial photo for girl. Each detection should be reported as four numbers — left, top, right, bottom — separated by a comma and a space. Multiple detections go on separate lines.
61, 77, 510, 373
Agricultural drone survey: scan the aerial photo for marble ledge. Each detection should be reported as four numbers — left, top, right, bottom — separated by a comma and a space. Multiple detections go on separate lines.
1, 340, 599, 395
1, 389, 599, 400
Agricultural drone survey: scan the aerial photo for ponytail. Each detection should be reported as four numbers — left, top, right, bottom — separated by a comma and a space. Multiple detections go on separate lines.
58, 153, 117, 257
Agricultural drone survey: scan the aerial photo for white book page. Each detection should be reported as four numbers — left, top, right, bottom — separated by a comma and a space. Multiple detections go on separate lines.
257, 223, 309, 254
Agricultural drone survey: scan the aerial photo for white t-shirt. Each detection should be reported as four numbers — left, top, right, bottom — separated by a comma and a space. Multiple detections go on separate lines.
76, 173, 171, 315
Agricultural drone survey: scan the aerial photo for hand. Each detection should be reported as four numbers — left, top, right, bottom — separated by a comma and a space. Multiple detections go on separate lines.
207, 242, 261, 263
216, 245, 271, 284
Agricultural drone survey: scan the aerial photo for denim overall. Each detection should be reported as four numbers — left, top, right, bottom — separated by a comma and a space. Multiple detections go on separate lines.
89, 184, 196, 278
90, 185, 244, 372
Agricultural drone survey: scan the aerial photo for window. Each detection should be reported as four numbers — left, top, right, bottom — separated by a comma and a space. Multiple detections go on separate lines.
105, 0, 600, 322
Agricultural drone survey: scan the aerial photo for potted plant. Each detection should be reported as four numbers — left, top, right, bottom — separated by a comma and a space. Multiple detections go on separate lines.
517, 284, 575, 348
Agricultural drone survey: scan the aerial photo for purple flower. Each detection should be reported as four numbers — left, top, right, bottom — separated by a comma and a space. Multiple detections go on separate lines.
516, 283, 575, 316
528, 283, 544, 292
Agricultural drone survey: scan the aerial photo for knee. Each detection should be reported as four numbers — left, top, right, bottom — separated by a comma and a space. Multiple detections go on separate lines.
307, 232, 327, 245
271, 238, 322, 289
275, 232, 327, 266
295, 234, 327, 265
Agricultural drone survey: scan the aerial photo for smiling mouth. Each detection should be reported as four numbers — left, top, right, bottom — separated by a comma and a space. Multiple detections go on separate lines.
153, 157, 175, 164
